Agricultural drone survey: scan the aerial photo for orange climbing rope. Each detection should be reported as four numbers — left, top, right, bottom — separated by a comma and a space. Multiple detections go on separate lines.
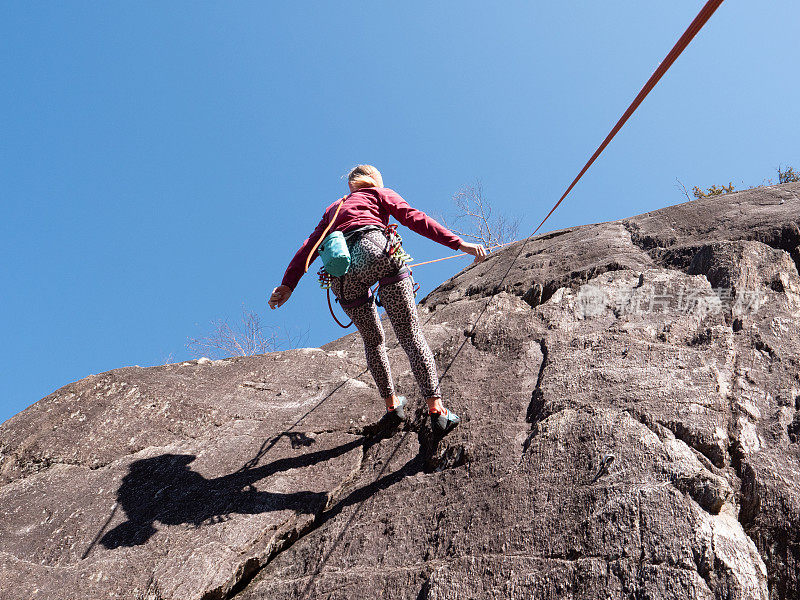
411, 0, 725, 270
531, 0, 725, 237
408, 240, 517, 268
425, 0, 727, 396
304, 196, 347, 274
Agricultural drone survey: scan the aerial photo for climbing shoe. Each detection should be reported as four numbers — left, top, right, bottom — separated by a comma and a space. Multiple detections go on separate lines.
386, 396, 407, 423
430, 408, 460, 436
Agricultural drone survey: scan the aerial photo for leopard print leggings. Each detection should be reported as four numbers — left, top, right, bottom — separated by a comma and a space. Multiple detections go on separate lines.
331, 230, 440, 399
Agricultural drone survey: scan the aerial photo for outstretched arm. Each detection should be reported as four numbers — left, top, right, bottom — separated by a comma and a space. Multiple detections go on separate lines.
380, 188, 462, 247
380, 188, 487, 262
270, 212, 328, 309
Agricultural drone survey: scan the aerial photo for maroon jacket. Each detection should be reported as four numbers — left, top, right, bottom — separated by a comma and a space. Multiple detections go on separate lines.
281, 187, 462, 290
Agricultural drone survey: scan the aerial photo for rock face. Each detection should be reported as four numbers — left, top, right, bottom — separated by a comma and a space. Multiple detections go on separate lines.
1, 183, 799, 600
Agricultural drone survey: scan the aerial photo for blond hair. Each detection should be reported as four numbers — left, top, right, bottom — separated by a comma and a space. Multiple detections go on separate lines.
347, 164, 383, 190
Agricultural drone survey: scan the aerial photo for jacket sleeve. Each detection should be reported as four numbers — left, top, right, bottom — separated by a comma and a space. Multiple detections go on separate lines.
280, 213, 329, 291
379, 189, 462, 250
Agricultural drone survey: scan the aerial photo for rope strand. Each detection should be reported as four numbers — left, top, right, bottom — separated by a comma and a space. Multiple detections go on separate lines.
431, 0, 726, 392
408, 240, 517, 269
531, 0, 725, 237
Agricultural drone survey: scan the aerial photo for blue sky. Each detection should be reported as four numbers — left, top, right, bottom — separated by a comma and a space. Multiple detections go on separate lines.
2, 1, 798, 424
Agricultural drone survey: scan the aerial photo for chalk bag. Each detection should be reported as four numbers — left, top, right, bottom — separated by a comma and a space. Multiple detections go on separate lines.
319, 230, 351, 277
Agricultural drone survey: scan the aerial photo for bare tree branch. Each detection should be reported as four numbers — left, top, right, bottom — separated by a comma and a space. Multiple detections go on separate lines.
675, 178, 691, 201
186, 305, 308, 359
440, 181, 521, 249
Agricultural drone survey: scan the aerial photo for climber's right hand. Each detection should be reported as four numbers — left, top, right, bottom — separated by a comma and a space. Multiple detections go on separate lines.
269, 285, 292, 309
459, 241, 488, 263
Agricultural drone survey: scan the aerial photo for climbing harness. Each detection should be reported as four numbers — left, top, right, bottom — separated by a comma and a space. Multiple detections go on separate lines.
323, 224, 419, 329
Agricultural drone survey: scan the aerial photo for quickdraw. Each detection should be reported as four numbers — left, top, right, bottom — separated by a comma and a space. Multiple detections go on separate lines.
317, 266, 334, 290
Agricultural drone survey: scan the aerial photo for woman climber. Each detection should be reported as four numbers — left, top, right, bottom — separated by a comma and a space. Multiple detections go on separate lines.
268, 165, 486, 435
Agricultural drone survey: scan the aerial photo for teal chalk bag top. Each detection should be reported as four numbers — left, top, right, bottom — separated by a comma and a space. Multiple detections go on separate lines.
318, 230, 350, 276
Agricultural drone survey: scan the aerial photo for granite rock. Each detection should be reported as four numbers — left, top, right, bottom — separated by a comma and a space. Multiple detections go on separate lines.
1, 183, 798, 599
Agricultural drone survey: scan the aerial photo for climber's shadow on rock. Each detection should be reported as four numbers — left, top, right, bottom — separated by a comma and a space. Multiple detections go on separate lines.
101, 437, 362, 549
